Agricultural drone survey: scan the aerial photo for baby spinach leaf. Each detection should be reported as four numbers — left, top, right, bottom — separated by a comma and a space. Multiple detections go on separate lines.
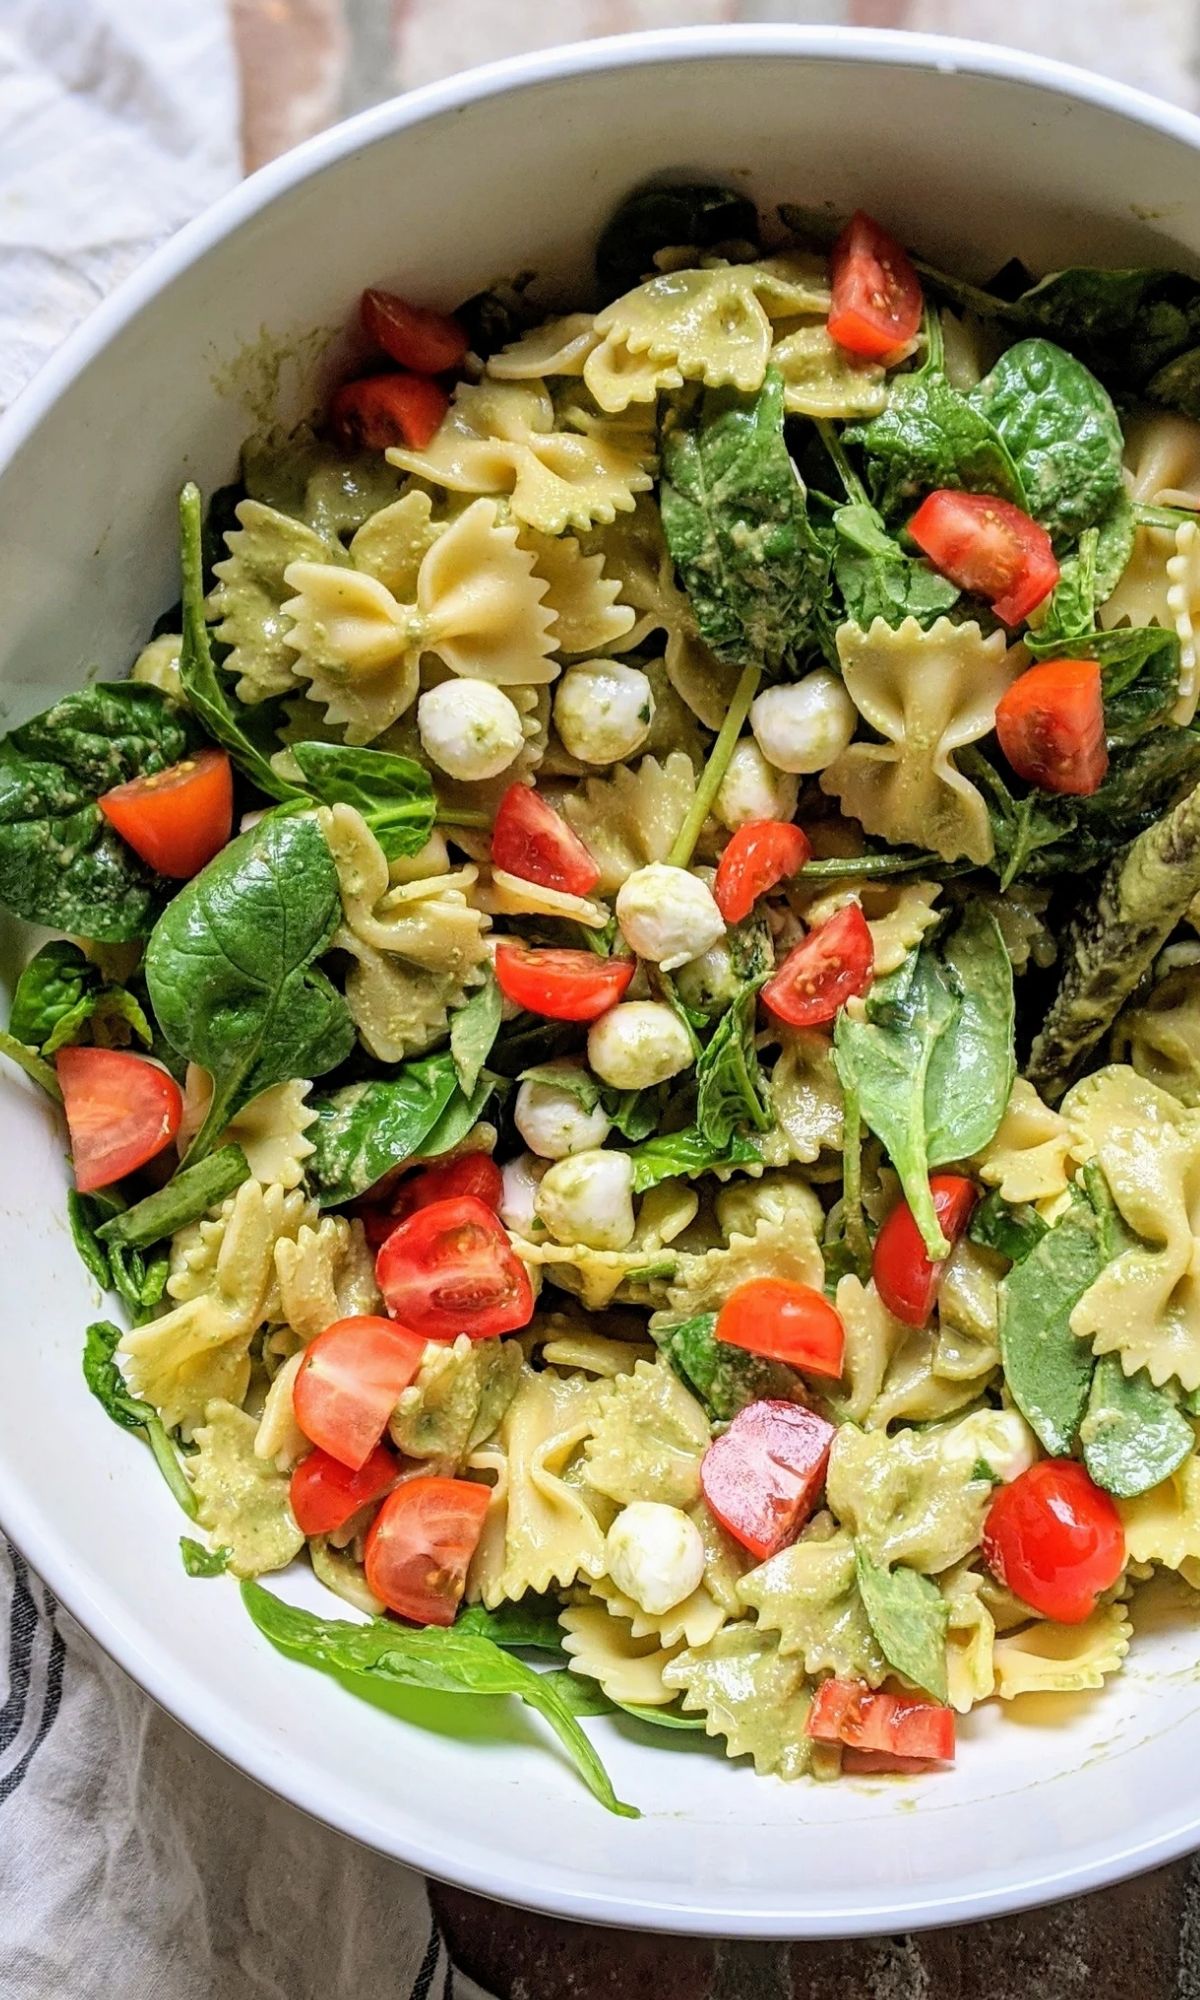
923, 907, 1015, 1167
146, 812, 354, 1163
695, 989, 772, 1150
83, 1320, 197, 1517
108, 1241, 171, 1324
0, 1029, 62, 1100
1028, 625, 1182, 747
308, 1053, 463, 1205
68, 1189, 118, 1288
815, 425, 960, 629
417, 1070, 499, 1163
97, 1145, 250, 1250
180, 1537, 231, 1578
845, 371, 1025, 516
968, 340, 1124, 546
968, 1188, 1047, 1265
626, 1125, 761, 1194
655, 1309, 797, 1420
241, 1580, 637, 1818
9, 939, 151, 1056
1080, 1355, 1194, 1499
854, 1548, 949, 1704
997, 1189, 1103, 1455
455, 273, 542, 359
290, 741, 435, 860
454, 1598, 567, 1653
449, 973, 502, 1097
596, 181, 758, 299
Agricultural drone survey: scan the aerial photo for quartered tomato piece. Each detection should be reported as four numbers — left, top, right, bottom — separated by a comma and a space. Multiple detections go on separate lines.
907, 490, 1059, 626
872, 1174, 977, 1327
807, 1680, 956, 1761
493, 942, 635, 1022
828, 211, 923, 362
390, 1153, 504, 1224
761, 902, 874, 1028
716, 1278, 845, 1379
700, 1399, 835, 1561
995, 659, 1108, 796
57, 1046, 182, 1193
289, 1441, 398, 1537
329, 371, 448, 451
360, 289, 469, 374
364, 1475, 491, 1625
375, 1194, 534, 1341
292, 1315, 426, 1471
713, 820, 811, 925
491, 784, 601, 896
982, 1459, 1125, 1623
98, 747, 233, 879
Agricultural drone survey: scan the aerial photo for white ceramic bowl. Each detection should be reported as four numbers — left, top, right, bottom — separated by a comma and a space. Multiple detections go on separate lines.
3, 25, 1200, 1938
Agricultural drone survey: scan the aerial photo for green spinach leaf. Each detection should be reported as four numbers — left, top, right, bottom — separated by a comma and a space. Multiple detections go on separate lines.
968, 340, 1124, 546
69, 1189, 118, 1288
449, 973, 502, 1098
845, 372, 1025, 515
455, 1597, 567, 1652
10, 940, 151, 1056
968, 1188, 1048, 1265
1080, 1354, 1195, 1499
855, 1547, 949, 1704
1027, 625, 1182, 746
655, 1309, 798, 1420
309, 1053, 468, 1205
97, 1145, 250, 1250
290, 741, 435, 859
997, 1188, 1103, 1455
83, 1319, 196, 1516
817, 426, 960, 628
596, 181, 758, 299
627, 1126, 761, 1193
0, 1029, 62, 1099
695, 989, 772, 1149
180, 1537, 230, 1577
923, 907, 1015, 1166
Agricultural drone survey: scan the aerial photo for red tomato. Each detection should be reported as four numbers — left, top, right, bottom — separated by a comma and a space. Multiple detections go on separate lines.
761, 902, 874, 1028
493, 942, 635, 1022
828, 211, 923, 362
700, 1400, 835, 1560
289, 1442, 398, 1537
840, 1748, 937, 1775
713, 820, 811, 925
715, 1278, 845, 1379
292, 1316, 426, 1471
98, 747, 233, 880
491, 784, 601, 896
995, 659, 1108, 796
807, 1680, 956, 1761
982, 1459, 1125, 1623
329, 372, 448, 451
390, 1153, 503, 1224
360, 289, 468, 374
907, 490, 1060, 626
376, 1194, 534, 1341
364, 1475, 490, 1625
57, 1047, 183, 1194
872, 1174, 977, 1327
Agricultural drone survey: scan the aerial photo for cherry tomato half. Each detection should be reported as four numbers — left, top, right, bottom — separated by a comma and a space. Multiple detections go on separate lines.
390, 1153, 504, 1224
493, 942, 635, 1022
292, 1316, 426, 1471
995, 658, 1108, 796
807, 1680, 956, 1761
57, 1046, 183, 1194
289, 1441, 398, 1538
375, 1194, 534, 1341
329, 372, 448, 452
715, 1278, 845, 1379
761, 902, 874, 1028
364, 1475, 490, 1625
907, 490, 1060, 626
491, 784, 601, 897
872, 1174, 977, 1327
700, 1399, 835, 1561
360, 289, 468, 375
982, 1459, 1125, 1624
828, 211, 923, 363
98, 747, 233, 880
713, 820, 811, 925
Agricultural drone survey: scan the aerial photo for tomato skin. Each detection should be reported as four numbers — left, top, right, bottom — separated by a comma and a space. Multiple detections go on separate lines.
807, 1679, 956, 1761
493, 942, 635, 1022
907, 490, 1060, 626
289, 1442, 398, 1537
713, 820, 811, 925
491, 784, 601, 896
57, 1047, 183, 1193
360, 289, 468, 374
329, 372, 448, 451
364, 1475, 490, 1625
292, 1316, 426, 1471
390, 1154, 503, 1224
98, 747, 233, 879
982, 1459, 1125, 1623
700, 1399, 835, 1561
715, 1278, 845, 1379
761, 902, 874, 1028
872, 1175, 977, 1327
375, 1194, 534, 1341
995, 659, 1108, 796
828, 211, 923, 363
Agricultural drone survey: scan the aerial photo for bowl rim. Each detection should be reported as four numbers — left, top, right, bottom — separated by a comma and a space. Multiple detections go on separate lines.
4, 20, 1200, 1937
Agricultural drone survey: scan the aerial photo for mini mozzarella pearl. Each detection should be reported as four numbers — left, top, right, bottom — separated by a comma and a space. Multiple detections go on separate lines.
944, 1410, 1038, 1485
606, 1502, 706, 1616
535, 1148, 636, 1251
714, 738, 800, 829
615, 864, 725, 972
498, 1152, 547, 1237
514, 1064, 612, 1159
672, 938, 740, 1015
587, 1001, 694, 1090
750, 672, 857, 775
417, 679, 524, 782
554, 661, 655, 765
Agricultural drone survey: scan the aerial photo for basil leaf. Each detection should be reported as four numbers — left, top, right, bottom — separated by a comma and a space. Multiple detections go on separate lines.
968, 340, 1124, 547
626, 1125, 761, 1194
846, 372, 1025, 515
655, 1310, 797, 1421
695, 989, 772, 1149
596, 181, 758, 299
180, 1537, 230, 1578
82, 1320, 197, 1517
450, 973, 502, 1097
97, 1145, 250, 1250
997, 1189, 1103, 1454
308, 1054, 463, 1205
290, 741, 435, 860
1080, 1355, 1195, 1499
854, 1548, 949, 1704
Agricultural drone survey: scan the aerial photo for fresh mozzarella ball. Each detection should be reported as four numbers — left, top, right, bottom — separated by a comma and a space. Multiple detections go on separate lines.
587, 1002, 694, 1090
499, 1152, 547, 1237
554, 661, 655, 765
615, 863, 725, 972
605, 1502, 706, 1616
750, 671, 857, 775
943, 1409, 1038, 1486
714, 738, 800, 829
417, 678, 524, 782
535, 1148, 636, 1251
514, 1063, 612, 1159
672, 938, 740, 1015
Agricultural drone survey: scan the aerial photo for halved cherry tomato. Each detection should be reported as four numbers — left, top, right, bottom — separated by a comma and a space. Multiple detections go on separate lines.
713, 820, 811, 925
360, 288, 469, 374
995, 659, 1108, 796
716, 1278, 845, 1379
289, 1441, 398, 1537
329, 372, 448, 451
872, 1174, 977, 1327
807, 1680, 956, 1761
376, 1194, 534, 1341
57, 1046, 183, 1194
491, 784, 601, 896
907, 490, 1060, 626
982, 1459, 1125, 1624
292, 1316, 426, 1471
390, 1153, 504, 1224
493, 942, 635, 1022
364, 1475, 490, 1625
98, 747, 233, 880
828, 211, 923, 363
761, 902, 874, 1028
700, 1400, 835, 1561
